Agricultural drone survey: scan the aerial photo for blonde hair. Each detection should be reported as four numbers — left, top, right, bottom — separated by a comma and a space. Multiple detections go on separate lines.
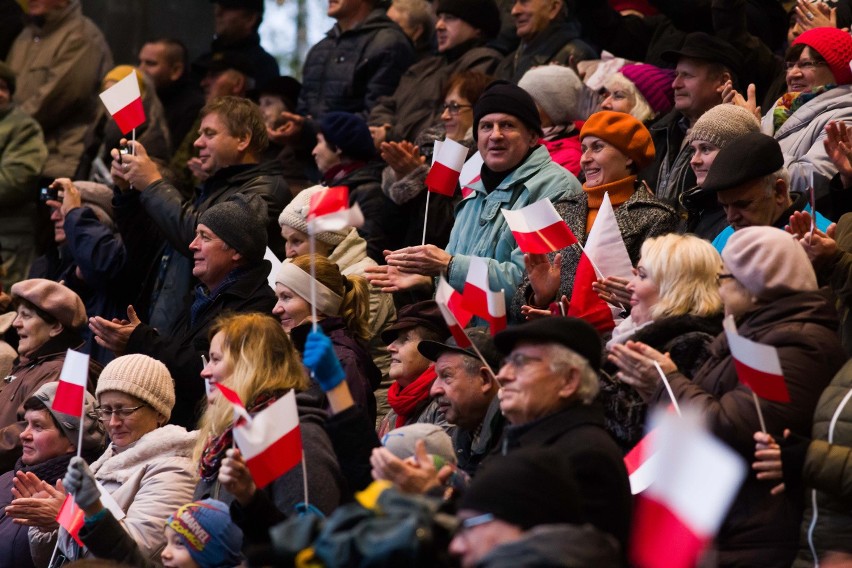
193, 313, 310, 463
290, 255, 371, 341
604, 73, 655, 123
640, 233, 723, 320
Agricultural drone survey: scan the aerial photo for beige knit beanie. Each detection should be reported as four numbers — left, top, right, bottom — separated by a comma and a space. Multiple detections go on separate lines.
277, 185, 349, 246
722, 226, 817, 302
96, 354, 176, 420
686, 104, 761, 148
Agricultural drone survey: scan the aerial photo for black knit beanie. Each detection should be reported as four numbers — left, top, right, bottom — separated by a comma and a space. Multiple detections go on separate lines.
435, 0, 501, 40
472, 80, 542, 141
318, 112, 377, 162
198, 193, 268, 263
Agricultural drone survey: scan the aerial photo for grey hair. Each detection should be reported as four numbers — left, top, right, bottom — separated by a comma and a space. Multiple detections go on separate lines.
459, 353, 483, 377
762, 167, 790, 198
547, 344, 599, 405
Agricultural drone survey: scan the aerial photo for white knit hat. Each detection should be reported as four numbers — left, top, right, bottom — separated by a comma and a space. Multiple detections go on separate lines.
277, 185, 349, 246
518, 65, 583, 126
96, 354, 176, 420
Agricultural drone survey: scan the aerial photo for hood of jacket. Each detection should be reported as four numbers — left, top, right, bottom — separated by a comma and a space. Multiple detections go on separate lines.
28, 0, 80, 35
91, 424, 196, 484
327, 228, 370, 270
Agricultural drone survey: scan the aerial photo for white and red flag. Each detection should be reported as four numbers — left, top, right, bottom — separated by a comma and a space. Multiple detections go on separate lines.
307, 186, 364, 233
52, 350, 89, 417
426, 138, 468, 196
723, 315, 790, 402
630, 409, 746, 568
461, 256, 507, 334
99, 71, 146, 134
624, 430, 659, 495
57, 495, 84, 545
436, 276, 474, 347
567, 192, 632, 333
213, 382, 252, 425
233, 390, 302, 489
501, 199, 577, 254
459, 152, 484, 199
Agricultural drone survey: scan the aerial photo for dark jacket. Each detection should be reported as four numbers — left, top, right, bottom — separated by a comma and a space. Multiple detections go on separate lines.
324, 405, 381, 496
331, 161, 394, 264
453, 395, 506, 476
126, 261, 277, 428
298, 8, 415, 120
196, 32, 281, 88
818, 212, 852, 355
156, 76, 205, 149
642, 109, 696, 208
650, 290, 846, 567
511, 184, 678, 322
368, 41, 502, 143
475, 524, 623, 568
495, 404, 633, 550
495, 20, 597, 84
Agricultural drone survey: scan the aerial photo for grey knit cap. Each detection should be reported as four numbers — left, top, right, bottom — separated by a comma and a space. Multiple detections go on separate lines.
199, 193, 268, 263
686, 104, 761, 148
96, 354, 176, 421
518, 65, 583, 126
277, 185, 348, 246
27, 382, 105, 451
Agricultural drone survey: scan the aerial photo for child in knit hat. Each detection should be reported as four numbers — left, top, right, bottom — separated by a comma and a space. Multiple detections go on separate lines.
162, 499, 244, 568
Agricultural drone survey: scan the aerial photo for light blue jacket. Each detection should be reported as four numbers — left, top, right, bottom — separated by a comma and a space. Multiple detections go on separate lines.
711, 205, 830, 253
446, 146, 581, 308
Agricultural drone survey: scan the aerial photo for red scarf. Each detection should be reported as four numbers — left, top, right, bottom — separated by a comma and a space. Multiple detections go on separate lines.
387, 366, 437, 428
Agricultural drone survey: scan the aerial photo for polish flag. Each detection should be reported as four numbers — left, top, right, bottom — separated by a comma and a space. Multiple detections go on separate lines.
233, 390, 302, 489
307, 186, 364, 233
501, 199, 578, 254
567, 193, 633, 333
213, 382, 253, 424
624, 430, 659, 495
426, 138, 468, 196
723, 316, 790, 403
630, 409, 746, 568
52, 350, 89, 417
99, 71, 146, 134
436, 276, 474, 347
461, 256, 507, 334
57, 495, 84, 546
460, 152, 484, 199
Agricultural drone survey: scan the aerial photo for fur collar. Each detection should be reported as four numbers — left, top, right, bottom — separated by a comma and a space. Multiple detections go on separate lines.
91, 425, 196, 483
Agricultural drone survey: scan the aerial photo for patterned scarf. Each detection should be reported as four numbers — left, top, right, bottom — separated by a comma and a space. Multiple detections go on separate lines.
772, 85, 834, 133
198, 390, 284, 481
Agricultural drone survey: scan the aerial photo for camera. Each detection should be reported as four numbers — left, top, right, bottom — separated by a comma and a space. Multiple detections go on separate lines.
39, 187, 59, 202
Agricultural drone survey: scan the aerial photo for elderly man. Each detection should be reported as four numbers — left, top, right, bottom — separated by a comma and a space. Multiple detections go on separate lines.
492, 317, 632, 550
111, 96, 289, 334
417, 328, 505, 475
88, 194, 276, 428
368, 81, 580, 306
706, 132, 831, 251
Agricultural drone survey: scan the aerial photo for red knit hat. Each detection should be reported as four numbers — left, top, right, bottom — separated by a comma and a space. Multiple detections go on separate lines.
609, 0, 657, 16
580, 111, 655, 169
619, 63, 676, 115
793, 27, 852, 85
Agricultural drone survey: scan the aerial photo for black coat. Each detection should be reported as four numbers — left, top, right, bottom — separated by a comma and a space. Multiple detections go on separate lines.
332, 162, 395, 264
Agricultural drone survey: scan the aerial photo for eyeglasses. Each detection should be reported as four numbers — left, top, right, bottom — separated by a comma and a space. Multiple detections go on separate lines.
95, 404, 147, 421
501, 352, 544, 370
785, 59, 826, 71
454, 513, 495, 539
440, 102, 472, 115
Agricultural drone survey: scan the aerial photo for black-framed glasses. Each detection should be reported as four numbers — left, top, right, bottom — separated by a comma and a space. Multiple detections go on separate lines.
440, 102, 472, 115
784, 59, 826, 71
95, 404, 147, 421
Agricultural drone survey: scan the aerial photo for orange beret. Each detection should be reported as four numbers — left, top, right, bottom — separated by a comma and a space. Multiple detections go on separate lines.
579, 111, 655, 169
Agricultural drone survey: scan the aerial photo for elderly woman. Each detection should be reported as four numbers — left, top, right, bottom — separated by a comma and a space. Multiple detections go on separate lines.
598, 63, 675, 124
610, 226, 846, 567
196, 313, 343, 542
597, 234, 724, 451
29, 354, 197, 565
0, 279, 98, 471
511, 110, 678, 324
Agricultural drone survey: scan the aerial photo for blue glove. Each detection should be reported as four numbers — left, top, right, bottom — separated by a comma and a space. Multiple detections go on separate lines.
303, 329, 345, 391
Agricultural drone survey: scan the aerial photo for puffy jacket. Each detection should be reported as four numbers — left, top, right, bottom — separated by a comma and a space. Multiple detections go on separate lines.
650, 290, 846, 567
298, 9, 415, 120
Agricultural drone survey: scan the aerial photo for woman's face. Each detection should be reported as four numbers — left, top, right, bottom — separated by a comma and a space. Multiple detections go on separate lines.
599, 85, 636, 114
272, 283, 312, 333
19, 408, 74, 466
626, 264, 660, 326
441, 87, 474, 142
281, 225, 332, 259
97, 391, 162, 449
786, 46, 836, 93
161, 527, 199, 568
258, 94, 286, 129
13, 305, 61, 358
689, 139, 721, 187
201, 331, 233, 405
718, 265, 759, 318
580, 135, 633, 187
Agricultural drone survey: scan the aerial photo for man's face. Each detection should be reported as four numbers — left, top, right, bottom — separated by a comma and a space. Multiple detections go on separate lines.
188, 223, 240, 289
435, 13, 481, 53
672, 58, 726, 122
0, 79, 11, 108
495, 343, 575, 425
312, 133, 342, 175
200, 69, 246, 101
717, 177, 786, 231
511, 0, 561, 41
328, 0, 363, 20
259, 94, 287, 129
449, 510, 524, 568
387, 327, 432, 386
213, 5, 257, 41
193, 112, 247, 175
27, 0, 67, 17
430, 353, 489, 430
138, 43, 179, 90
477, 112, 538, 173
50, 203, 65, 244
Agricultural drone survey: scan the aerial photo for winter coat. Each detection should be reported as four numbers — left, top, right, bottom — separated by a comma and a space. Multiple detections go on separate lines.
511, 183, 678, 322
818, 212, 852, 355
298, 8, 415, 120
377, 393, 450, 439
330, 161, 393, 264
762, 85, 852, 201
156, 76, 204, 151
29, 425, 197, 566
368, 41, 502, 143
0, 104, 47, 285
643, 109, 695, 208
495, 403, 633, 550
446, 145, 580, 309
495, 20, 597, 83
453, 395, 506, 477
475, 524, 623, 568
791, 359, 852, 566
323, 405, 381, 495
126, 261, 277, 429
194, 391, 344, 545
541, 130, 582, 177
649, 290, 846, 567
197, 32, 280, 89
6, 0, 112, 178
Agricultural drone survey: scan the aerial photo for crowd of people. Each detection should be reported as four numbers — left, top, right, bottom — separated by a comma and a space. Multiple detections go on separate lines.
1, 0, 852, 566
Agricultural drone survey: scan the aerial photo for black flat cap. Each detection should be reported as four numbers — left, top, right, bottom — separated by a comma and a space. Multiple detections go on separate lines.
381, 300, 450, 345
701, 132, 785, 193
418, 327, 503, 372
494, 317, 602, 373
661, 32, 741, 83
